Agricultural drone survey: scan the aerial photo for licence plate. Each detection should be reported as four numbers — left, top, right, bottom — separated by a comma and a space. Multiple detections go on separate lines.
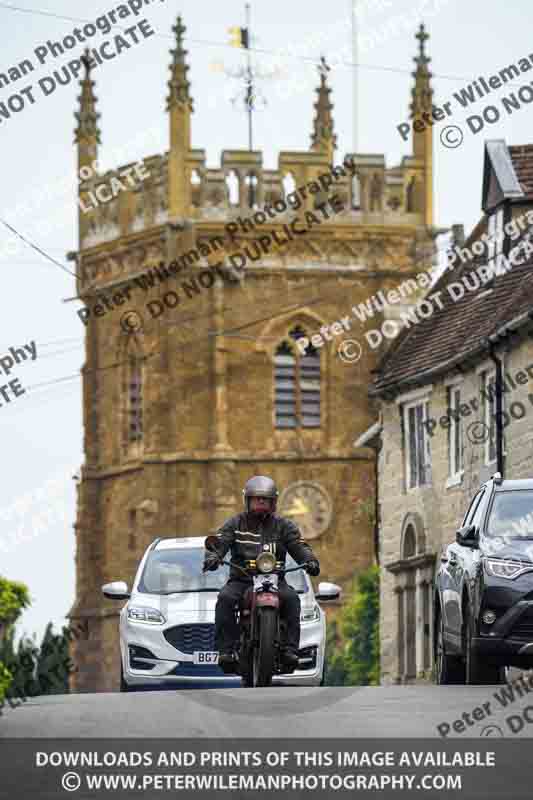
193, 651, 219, 665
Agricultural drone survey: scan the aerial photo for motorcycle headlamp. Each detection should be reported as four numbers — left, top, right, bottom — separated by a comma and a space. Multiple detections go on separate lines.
484, 558, 533, 580
256, 552, 276, 574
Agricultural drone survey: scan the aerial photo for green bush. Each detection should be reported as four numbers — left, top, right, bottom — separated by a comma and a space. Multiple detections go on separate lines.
0, 623, 72, 704
324, 565, 380, 686
0, 576, 30, 627
0, 576, 31, 707
0, 662, 12, 705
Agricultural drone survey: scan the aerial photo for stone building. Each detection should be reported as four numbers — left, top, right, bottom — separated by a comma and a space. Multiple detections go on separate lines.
364, 139, 533, 684
68, 17, 436, 691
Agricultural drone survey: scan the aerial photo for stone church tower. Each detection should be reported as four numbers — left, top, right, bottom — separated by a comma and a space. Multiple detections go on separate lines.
68, 18, 435, 691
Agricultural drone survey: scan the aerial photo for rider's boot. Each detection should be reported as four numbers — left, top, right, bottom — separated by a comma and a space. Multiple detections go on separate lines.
218, 648, 239, 673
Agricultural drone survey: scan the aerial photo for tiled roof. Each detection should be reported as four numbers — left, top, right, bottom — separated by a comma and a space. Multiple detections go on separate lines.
369, 144, 533, 396
370, 232, 533, 396
509, 145, 533, 200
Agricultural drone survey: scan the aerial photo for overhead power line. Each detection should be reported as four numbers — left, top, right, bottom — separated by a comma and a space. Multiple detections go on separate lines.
0, 1, 510, 87
0, 218, 77, 278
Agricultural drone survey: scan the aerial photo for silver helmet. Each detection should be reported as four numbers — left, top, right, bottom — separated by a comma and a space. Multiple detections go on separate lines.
243, 475, 278, 514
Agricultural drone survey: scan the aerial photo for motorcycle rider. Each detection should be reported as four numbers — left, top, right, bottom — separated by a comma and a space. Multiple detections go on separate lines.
203, 475, 320, 670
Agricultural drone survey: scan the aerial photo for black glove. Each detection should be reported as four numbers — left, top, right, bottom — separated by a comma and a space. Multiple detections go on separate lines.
202, 552, 220, 572
305, 559, 320, 577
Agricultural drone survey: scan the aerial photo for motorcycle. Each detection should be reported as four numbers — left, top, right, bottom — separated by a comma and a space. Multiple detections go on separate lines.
204, 534, 310, 688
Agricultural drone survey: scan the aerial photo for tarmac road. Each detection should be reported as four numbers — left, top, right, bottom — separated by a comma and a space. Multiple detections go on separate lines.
2, 683, 533, 738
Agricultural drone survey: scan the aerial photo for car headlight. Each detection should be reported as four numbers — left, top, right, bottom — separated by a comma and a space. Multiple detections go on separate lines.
127, 606, 166, 624
301, 604, 320, 623
484, 558, 533, 580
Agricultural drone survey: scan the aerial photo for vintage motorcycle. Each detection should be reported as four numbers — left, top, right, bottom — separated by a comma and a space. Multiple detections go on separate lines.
204, 534, 310, 688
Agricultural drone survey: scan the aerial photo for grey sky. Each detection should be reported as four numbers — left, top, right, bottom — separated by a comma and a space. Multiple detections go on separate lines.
1, 0, 532, 644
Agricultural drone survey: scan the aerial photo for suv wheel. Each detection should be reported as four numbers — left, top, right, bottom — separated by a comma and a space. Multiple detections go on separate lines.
464, 612, 503, 685
435, 607, 465, 684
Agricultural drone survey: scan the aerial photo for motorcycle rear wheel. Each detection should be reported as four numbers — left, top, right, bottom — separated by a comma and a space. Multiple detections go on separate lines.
253, 607, 277, 687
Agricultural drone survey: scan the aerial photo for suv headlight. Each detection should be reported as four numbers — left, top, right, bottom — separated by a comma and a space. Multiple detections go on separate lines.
484, 559, 533, 580
127, 606, 166, 624
301, 604, 320, 623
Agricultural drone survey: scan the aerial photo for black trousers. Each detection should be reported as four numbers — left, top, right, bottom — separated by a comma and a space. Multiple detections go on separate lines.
215, 578, 301, 653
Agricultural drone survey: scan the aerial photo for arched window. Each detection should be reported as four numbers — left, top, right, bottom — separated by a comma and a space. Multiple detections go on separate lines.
225, 170, 240, 206
351, 173, 361, 209
126, 356, 143, 444
406, 176, 416, 213
274, 341, 296, 428
274, 326, 321, 429
191, 169, 202, 208
402, 524, 416, 559
283, 172, 296, 197
245, 172, 258, 209
391, 514, 434, 683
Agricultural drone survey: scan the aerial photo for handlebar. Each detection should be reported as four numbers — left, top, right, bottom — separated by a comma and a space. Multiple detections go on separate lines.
215, 557, 309, 577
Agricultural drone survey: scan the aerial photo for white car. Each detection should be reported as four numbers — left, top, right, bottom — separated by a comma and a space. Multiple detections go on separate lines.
102, 536, 341, 690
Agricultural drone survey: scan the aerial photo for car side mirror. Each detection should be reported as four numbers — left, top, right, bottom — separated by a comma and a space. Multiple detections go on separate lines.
456, 524, 478, 548
204, 535, 219, 552
102, 581, 130, 600
315, 582, 341, 602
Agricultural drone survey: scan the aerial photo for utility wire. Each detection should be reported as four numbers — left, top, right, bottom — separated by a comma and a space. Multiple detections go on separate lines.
0, 1, 517, 87
0, 218, 77, 278
5, 280, 357, 399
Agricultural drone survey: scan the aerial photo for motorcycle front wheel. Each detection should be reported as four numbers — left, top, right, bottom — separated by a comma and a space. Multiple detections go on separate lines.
253, 607, 278, 687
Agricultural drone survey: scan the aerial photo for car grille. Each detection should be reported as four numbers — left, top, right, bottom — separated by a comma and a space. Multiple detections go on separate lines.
163, 623, 216, 654
510, 608, 533, 640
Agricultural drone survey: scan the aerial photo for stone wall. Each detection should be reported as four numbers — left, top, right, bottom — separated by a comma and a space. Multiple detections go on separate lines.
378, 335, 533, 684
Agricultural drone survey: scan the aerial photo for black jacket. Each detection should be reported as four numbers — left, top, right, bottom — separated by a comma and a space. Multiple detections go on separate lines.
211, 512, 317, 581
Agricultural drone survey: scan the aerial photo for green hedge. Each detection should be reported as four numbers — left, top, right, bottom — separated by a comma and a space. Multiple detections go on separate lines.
324, 565, 380, 686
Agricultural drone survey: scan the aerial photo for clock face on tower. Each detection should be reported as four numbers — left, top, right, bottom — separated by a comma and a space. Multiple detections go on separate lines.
278, 481, 332, 540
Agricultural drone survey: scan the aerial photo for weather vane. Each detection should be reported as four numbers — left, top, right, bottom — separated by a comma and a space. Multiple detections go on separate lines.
210, 4, 283, 151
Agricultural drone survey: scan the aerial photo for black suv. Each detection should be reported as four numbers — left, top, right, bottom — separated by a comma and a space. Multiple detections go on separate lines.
434, 472, 533, 685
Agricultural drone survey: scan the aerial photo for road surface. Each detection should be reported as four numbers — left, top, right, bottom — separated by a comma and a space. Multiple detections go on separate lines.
2, 683, 532, 738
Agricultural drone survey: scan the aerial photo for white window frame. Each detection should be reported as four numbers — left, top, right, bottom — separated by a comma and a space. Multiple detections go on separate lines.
488, 207, 505, 276
481, 367, 505, 466
403, 398, 432, 491
447, 384, 464, 485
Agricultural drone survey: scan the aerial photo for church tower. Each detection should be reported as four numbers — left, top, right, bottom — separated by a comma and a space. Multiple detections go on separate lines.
69, 20, 435, 691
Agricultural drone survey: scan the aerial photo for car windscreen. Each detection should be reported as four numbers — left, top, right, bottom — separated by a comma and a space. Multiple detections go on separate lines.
138, 548, 230, 594
485, 490, 533, 539
137, 548, 309, 594
284, 555, 309, 594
